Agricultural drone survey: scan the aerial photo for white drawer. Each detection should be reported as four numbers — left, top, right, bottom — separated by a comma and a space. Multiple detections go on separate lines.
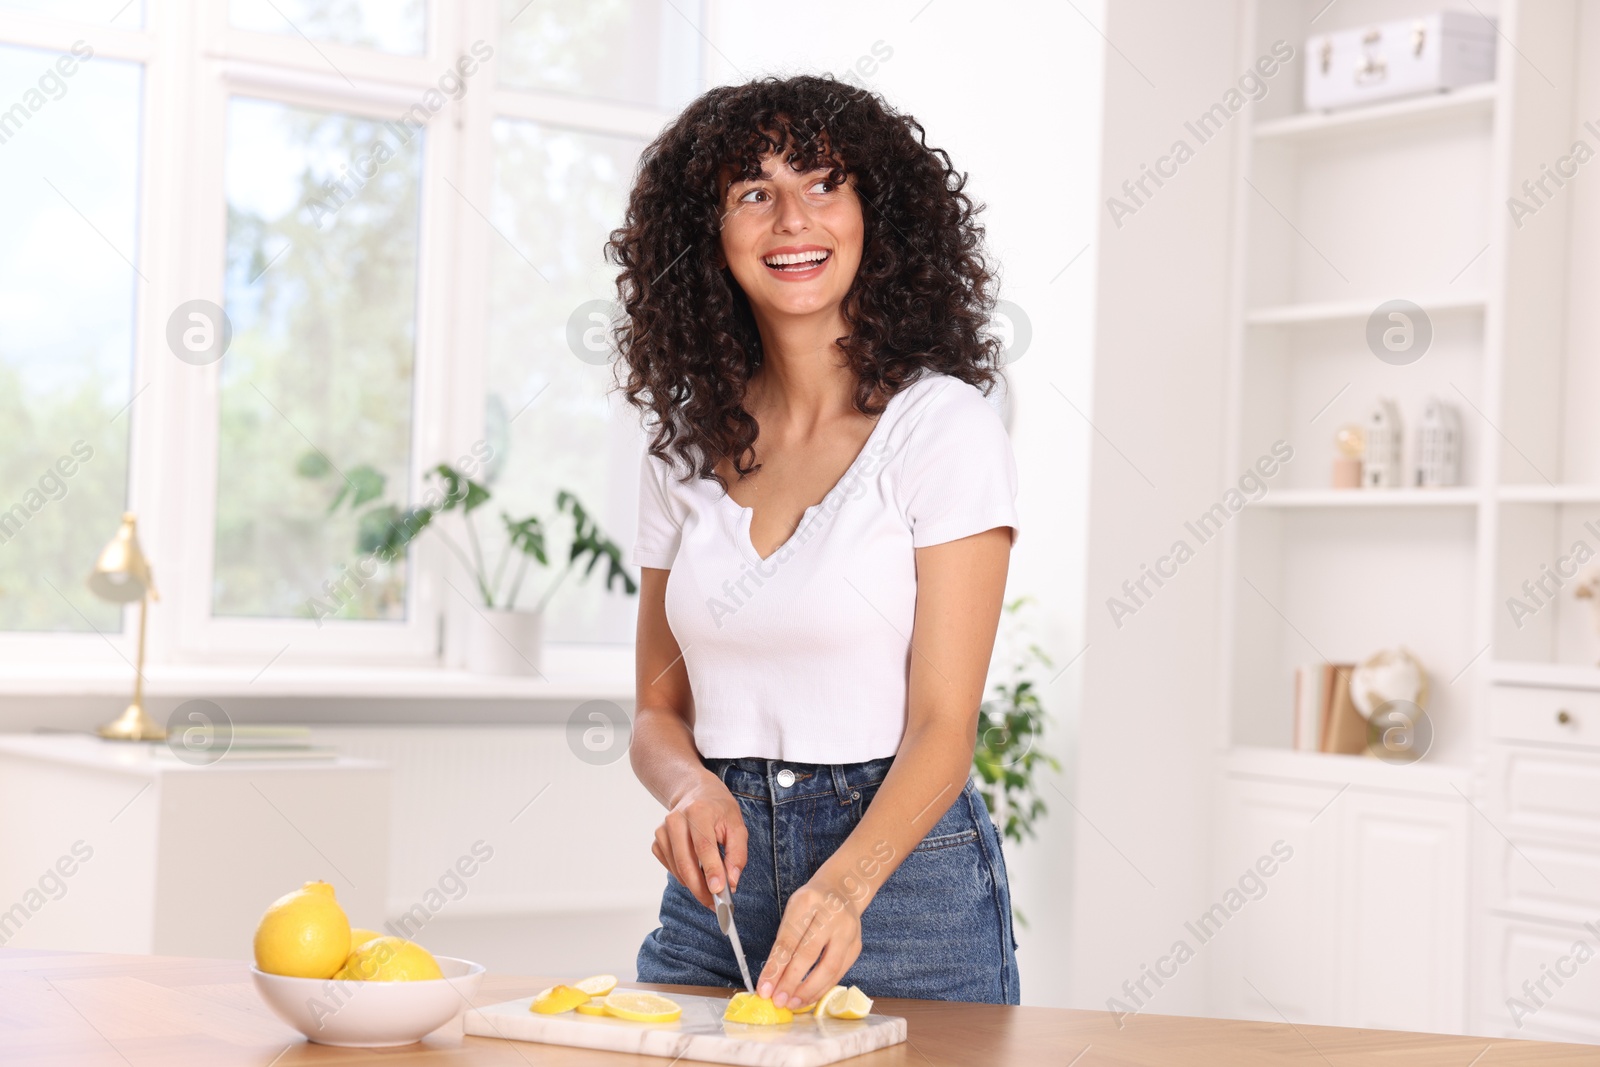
1491, 685, 1600, 748
1489, 746, 1600, 839
1487, 832, 1600, 925
1479, 916, 1600, 1044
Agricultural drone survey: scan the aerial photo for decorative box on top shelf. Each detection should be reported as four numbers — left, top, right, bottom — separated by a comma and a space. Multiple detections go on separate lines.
1304, 12, 1497, 113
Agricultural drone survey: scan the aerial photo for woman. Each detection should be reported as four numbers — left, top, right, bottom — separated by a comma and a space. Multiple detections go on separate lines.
608, 73, 1021, 1007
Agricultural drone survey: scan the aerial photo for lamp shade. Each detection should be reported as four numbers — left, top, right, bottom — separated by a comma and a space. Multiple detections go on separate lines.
87, 512, 156, 604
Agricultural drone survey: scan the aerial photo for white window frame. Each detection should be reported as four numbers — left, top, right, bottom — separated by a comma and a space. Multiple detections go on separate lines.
0, 0, 707, 681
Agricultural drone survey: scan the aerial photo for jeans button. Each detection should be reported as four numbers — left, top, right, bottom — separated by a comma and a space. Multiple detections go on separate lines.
776, 769, 796, 788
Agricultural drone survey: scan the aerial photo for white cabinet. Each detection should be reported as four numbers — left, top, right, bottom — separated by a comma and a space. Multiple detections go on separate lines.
1481, 916, 1600, 1044
1335, 788, 1467, 1031
1207, 0, 1600, 1048
1476, 681, 1600, 1042
1209, 774, 1339, 1023
1211, 758, 1468, 1034
0, 735, 389, 959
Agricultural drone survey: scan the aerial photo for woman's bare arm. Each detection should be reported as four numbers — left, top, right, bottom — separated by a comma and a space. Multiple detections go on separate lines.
632, 566, 748, 907
757, 525, 1012, 1008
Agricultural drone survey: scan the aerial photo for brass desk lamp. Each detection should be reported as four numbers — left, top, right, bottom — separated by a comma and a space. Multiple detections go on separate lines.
87, 512, 165, 741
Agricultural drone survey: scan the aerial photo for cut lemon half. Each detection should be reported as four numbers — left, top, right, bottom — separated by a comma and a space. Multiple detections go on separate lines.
575, 999, 610, 1016
603, 991, 682, 1022
723, 991, 793, 1025
531, 985, 592, 1014
819, 984, 873, 1019
574, 973, 618, 996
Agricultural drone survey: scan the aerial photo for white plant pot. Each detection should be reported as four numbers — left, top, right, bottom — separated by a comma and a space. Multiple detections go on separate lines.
464, 607, 544, 676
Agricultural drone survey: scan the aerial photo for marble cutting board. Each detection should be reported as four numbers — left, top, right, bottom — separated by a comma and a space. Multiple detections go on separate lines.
464, 991, 907, 1067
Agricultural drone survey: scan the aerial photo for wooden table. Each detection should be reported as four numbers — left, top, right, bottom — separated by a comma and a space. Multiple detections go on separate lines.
2, 949, 1594, 1065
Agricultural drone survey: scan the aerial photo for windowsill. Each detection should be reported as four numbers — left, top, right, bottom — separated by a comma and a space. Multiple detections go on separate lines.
0, 661, 635, 702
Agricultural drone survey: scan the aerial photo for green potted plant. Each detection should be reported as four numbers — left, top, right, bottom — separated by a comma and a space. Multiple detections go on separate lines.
301, 455, 636, 674
972, 595, 1062, 928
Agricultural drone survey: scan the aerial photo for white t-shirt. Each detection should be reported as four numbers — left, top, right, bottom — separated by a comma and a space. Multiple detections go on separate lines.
632, 370, 1020, 763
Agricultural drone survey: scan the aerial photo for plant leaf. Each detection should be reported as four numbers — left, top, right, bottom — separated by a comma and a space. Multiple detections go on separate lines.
296, 451, 333, 479
345, 464, 387, 510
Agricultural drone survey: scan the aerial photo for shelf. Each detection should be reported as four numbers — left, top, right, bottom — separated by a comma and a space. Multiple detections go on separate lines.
1253, 82, 1498, 142
1498, 484, 1600, 504
1258, 488, 1480, 508
1245, 294, 1487, 326
1487, 662, 1600, 691
1222, 745, 1468, 796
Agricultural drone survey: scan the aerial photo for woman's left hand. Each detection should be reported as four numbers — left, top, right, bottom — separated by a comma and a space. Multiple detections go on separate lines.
756, 871, 867, 1009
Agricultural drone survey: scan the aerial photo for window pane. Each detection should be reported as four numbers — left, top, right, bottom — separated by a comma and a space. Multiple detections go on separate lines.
230, 0, 425, 57
497, 0, 702, 109
0, 44, 138, 632
0, 1, 142, 27
485, 119, 641, 643
216, 97, 422, 620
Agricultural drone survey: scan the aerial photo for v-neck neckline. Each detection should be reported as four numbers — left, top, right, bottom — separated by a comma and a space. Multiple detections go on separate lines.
721, 379, 913, 566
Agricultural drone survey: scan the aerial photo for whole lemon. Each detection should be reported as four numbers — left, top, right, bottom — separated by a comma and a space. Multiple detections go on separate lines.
337, 936, 442, 982
253, 880, 351, 979
349, 927, 385, 950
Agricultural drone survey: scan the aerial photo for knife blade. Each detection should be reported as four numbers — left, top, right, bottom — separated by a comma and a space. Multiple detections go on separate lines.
712, 886, 755, 993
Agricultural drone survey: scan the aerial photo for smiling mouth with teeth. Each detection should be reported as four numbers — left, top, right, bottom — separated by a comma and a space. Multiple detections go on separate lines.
763, 250, 831, 271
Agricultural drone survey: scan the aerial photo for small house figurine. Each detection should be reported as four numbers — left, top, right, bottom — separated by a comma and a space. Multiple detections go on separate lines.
1415, 396, 1461, 487
1332, 423, 1365, 489
1363, 399, 1403, 489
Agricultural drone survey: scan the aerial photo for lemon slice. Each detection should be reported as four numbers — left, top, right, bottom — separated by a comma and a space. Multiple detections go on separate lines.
574, 973, 618, 996
531, 985, 592, 1014
819, 984, 873, 1019
723, 990, 793, 1025
575, 999, 610, 1016
603, 991, 682, 1022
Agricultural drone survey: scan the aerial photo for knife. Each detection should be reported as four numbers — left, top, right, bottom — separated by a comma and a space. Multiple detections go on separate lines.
712, 885, 755, 993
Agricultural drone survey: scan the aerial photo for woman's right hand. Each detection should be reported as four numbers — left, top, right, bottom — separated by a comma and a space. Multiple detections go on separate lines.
651, 770, 748, 910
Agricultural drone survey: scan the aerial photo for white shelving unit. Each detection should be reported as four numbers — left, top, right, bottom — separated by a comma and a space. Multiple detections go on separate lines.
1211, 0, 1600, 1045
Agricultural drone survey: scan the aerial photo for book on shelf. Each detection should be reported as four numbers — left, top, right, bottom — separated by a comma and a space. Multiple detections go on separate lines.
1293, 662, 1365, 755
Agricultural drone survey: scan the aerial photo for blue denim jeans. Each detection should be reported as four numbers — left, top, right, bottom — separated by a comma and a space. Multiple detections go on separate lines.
635, 755, 1021, 1004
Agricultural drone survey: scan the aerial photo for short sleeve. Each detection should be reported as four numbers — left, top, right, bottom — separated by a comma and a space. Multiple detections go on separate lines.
898, 381, 1020, 549
633, 447, 686, 569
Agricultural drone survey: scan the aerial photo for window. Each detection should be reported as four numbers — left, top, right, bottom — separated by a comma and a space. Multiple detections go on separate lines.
496, 0, 702, 108
0, 1, 142, 27
229, 0, 426, 56
216, 97, 424, 621
0, 0, 703, 671
0, 41, 141, 633
484, 119, 644, 641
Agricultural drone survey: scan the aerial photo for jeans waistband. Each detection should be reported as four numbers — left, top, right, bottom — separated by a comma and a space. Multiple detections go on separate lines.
704, 755, 896, 801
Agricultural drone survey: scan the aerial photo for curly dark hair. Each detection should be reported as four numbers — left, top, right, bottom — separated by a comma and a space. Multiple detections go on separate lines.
605, 73, 1003, 490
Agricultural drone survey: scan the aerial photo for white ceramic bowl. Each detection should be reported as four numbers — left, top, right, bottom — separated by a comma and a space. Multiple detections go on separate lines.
251, 955, 485, 1047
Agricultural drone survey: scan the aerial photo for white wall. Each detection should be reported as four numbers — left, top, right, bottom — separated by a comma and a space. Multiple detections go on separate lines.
1070, 0, 1242, 1017
707, 0, 1105, 1007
